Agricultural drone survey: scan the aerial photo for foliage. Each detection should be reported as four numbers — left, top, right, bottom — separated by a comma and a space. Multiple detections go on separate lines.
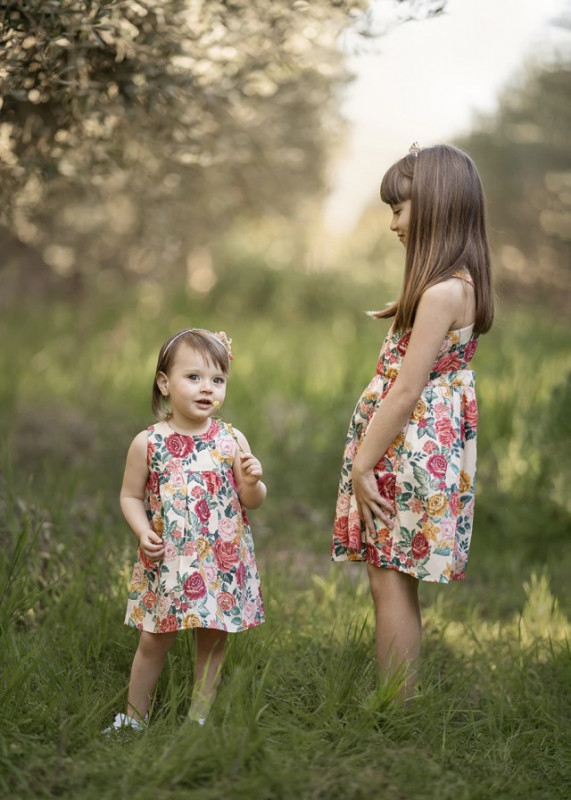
0, 0, 352, 290
457, 57, 571, 308
0, 0, 447, 296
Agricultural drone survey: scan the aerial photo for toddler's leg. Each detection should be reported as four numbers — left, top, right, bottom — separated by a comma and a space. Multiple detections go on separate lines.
366, 564, 421, 701
188, 628, 228, 723
127, 630, 178, 720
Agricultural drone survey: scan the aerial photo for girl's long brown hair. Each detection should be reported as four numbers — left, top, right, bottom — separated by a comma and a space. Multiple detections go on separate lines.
376, 144, 494, 334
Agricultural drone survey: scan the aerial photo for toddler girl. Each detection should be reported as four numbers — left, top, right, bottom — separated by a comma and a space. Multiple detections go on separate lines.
106, 328, 265, 731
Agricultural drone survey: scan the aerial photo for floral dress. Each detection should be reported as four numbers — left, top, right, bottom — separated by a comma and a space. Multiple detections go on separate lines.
125, 419, 265, 632
332, 290, 479, 583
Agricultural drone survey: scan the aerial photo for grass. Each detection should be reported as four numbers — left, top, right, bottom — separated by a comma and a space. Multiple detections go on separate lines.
1, 259, 570, 798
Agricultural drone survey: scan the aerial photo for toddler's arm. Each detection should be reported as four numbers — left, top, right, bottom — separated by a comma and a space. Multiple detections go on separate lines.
232, 429, 267, 509
120, 430, 165, 562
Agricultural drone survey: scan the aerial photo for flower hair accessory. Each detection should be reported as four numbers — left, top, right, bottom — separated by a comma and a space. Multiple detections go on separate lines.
214, 330, 234, 361
409, 141, 422, 157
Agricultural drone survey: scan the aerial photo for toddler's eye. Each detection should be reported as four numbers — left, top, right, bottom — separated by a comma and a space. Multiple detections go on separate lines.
213, 377, 226, 385
187, 374, 199, 380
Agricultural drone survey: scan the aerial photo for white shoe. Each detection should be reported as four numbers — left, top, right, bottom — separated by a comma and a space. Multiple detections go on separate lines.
102, 712, 147, 735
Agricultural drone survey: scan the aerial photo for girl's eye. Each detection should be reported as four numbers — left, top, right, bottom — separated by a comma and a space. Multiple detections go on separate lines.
213, 377, 225, 385
188, 374, 199, 380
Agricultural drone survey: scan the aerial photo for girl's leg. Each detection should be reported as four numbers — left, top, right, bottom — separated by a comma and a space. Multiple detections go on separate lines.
188, 628, 228, 722
127, 630, 178, 720
366, 564, 421, 701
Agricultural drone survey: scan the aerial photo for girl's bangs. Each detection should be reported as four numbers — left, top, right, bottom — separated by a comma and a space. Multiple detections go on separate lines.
380, 164, 411, 206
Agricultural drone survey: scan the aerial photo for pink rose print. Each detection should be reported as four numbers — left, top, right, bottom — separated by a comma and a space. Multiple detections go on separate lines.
219, 517, 237, 542
217, 591, 236, 612
219, 437, 235, 457
183, 541, 197, 558
244, 602, 257, 624
433, 353, 461, 373
195, 498, 210, 522
139, 550, 159, 571
411, 532, 430, 560
427, 454, 448, 478
396, 332, 411, 356
164, 542, 178, 561
158, 614, 178, 633
204, 471, 223, 495
165, 433, 194, 458
148, 471, 160, 493
435, 418, 456, 448
423, 440, 438, 455
183, 572, 207, 600
203, 419, 220, 441
376, 473, 396, 500
463, 398, 478, 429
142, 590, 157, 610
213, 539, 239, 571
235, 561, 246, 588
203, 563, 218, 584
440, 518, 456, 538
463, 339, 478, 361
169, 469, 186, 488
366, 543, 381, 566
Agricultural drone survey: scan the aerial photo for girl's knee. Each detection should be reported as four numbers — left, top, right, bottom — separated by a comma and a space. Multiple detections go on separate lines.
138, 630, 177, 657
195, 628, 227, 652
367, 564, 418, 604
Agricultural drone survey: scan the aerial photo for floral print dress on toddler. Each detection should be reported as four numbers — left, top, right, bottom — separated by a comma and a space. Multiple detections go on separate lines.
332, 279, 479, 583
125, 418, 264, 632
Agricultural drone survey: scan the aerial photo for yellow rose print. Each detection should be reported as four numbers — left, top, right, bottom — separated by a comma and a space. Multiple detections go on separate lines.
459, 470, 471, 493
412, 399, 427, 421
427, 493, 448, 517
195, 537, 211, 558
421, 520, 440, 541
182, 613, 202, 629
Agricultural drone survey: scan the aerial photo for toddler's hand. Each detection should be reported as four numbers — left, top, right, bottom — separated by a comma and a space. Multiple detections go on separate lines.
239, 452, 263, 485
139, 528, 165, 562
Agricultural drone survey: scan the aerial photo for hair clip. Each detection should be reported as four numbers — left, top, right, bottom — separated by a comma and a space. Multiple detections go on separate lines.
409, 141, 421, 157
214, 330, 234, 360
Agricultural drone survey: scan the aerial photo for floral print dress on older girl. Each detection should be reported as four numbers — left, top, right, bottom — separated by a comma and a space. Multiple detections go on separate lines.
332, 273, 479, 582
125, 418, 265, 632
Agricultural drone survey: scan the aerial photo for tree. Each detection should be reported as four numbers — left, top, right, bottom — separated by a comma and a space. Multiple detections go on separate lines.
0, 0, 446, 294
457, 57, 571, 307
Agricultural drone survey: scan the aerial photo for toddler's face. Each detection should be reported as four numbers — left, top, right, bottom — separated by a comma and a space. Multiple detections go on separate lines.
159, 344, 227, 427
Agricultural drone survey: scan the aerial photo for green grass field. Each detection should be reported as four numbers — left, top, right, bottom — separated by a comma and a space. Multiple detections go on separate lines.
1, 261, 569, 799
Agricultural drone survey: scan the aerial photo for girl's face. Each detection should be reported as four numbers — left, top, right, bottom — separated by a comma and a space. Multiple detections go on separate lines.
389, 199, 411, 248
157, 344, 227, 432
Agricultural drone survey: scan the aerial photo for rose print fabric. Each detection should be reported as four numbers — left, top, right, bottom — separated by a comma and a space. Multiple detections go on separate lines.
125, 419, 264, 632
332, 282, 479, 582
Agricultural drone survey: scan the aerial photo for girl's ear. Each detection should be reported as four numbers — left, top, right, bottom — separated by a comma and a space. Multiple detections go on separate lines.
156, 371, 169, 396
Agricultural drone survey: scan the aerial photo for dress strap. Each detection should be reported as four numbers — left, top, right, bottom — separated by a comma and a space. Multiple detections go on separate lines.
452, 267, 474, 287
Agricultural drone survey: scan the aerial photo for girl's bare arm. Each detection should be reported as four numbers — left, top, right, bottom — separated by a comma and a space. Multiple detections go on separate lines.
120, 430, 165, 560
232, 429, 267, 509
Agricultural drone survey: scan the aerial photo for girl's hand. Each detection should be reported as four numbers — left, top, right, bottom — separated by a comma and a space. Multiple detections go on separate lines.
139, 528, 165, 562
239, 452, 263, 486
352, 466, 395, 537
